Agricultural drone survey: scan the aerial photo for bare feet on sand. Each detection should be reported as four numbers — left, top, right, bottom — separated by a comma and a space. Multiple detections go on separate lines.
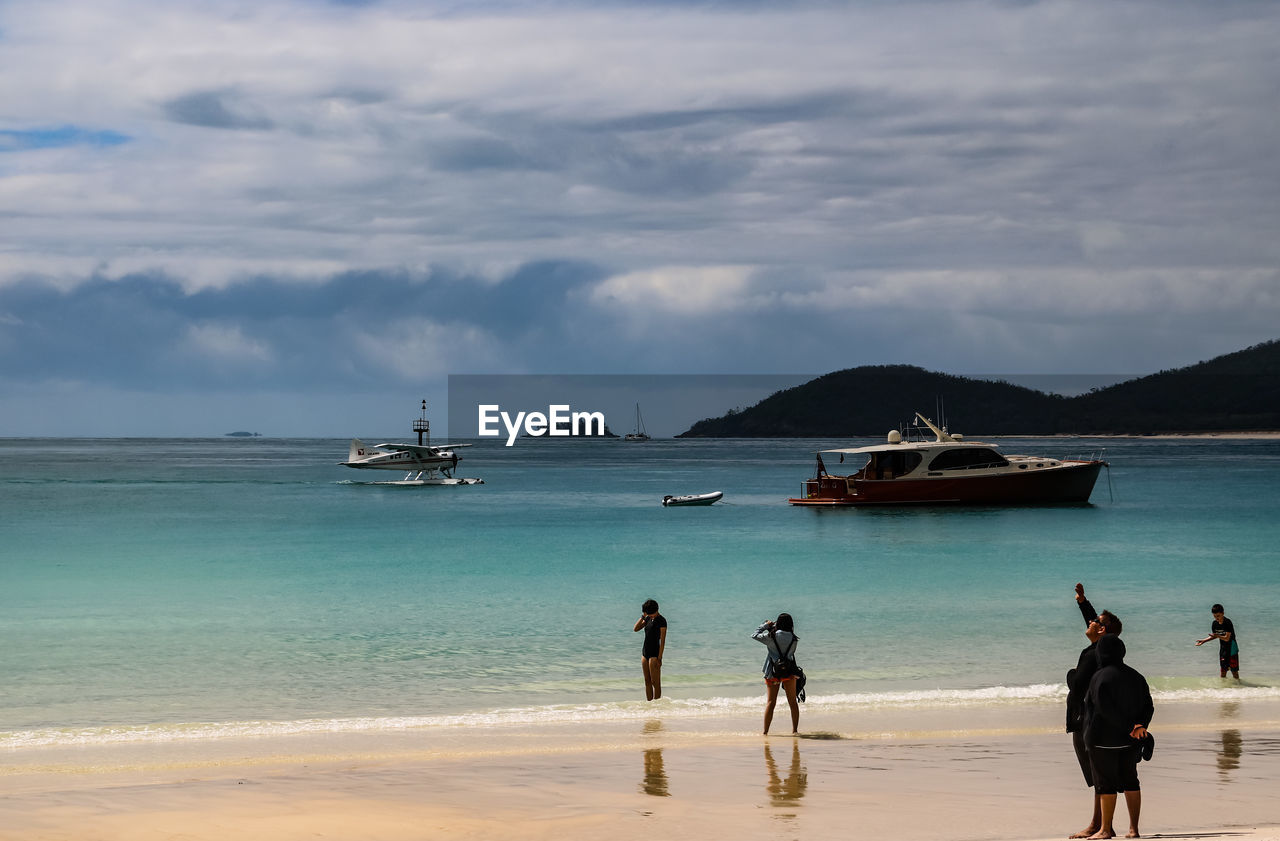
1087, 831, 1115, 840
1070, 828, 1100, 838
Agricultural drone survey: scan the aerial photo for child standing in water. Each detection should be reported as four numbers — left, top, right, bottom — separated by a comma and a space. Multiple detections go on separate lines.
633, 599, 667, 700
1195, 603, 1240, 679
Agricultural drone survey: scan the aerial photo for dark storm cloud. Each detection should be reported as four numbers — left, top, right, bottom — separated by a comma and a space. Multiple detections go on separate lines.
0, 273, 190, 384
584, 89, 908, 134
163, 91, 275, 130
585, 145, 749, 198
427, 136, 545, 172
427, 107, 755, 196
0, 263, 607, 389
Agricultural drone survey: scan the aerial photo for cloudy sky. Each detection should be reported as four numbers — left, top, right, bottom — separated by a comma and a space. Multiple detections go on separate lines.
2, 0, 1278, 435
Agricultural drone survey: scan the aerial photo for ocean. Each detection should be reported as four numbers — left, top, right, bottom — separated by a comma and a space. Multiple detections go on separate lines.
2, 435, 1278, 749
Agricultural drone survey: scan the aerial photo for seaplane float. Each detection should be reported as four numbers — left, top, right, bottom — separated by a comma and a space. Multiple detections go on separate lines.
340, 401, 483, 486
788, 413, 1106, 506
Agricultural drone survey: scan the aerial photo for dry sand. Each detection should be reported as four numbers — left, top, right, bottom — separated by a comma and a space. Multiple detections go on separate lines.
3, 699, 1279, 841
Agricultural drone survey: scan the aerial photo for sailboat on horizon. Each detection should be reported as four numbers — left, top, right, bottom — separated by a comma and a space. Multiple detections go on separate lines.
624, 403, 651, 441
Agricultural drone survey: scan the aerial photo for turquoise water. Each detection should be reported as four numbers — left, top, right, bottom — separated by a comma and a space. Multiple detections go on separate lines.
2, 436, 1278, 745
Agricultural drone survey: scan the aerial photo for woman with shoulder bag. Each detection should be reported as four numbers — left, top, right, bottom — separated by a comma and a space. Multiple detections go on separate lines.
752, 612, 801, 735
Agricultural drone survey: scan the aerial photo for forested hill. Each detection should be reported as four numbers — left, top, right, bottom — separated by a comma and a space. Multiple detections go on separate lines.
677, 340, 1280, 437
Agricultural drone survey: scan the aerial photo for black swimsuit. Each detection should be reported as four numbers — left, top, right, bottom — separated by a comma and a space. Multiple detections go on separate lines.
642, 614, 667, 658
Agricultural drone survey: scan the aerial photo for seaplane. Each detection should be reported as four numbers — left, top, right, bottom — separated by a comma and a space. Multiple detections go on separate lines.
340, 401, 483, 486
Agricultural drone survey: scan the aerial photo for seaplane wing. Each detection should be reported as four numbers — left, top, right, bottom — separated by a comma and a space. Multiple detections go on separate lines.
372, 442, 471, 457
340, 438, 467, 470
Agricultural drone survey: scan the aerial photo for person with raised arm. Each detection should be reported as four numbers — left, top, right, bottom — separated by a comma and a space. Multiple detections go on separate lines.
1067, 583, 1124, 839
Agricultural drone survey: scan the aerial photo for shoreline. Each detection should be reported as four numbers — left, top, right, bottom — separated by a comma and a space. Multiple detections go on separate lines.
4, 699, 1279, 840
672, 431, 1280, 440
908, 431, 1280, 440
8, 680, 1279, 750
1007, 431, 1280, 440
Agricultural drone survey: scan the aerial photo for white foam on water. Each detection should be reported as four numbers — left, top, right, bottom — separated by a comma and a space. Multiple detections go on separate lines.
6, 681, 1276, 749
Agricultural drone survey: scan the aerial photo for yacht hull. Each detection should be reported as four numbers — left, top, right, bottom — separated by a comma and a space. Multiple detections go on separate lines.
789, 460, 1104, 506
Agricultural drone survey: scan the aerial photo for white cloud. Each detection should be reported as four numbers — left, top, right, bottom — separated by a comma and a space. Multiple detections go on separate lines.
183, 322, 274, 364
774, 268, 1280, 322
589, 266, 754, 315
349, 318, 505, 380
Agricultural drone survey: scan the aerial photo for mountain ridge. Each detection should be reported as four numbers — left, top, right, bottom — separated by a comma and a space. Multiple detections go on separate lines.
677, 339, 1280, 437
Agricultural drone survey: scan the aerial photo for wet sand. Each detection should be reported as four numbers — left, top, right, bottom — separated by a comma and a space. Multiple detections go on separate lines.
3, 699, 1279, 841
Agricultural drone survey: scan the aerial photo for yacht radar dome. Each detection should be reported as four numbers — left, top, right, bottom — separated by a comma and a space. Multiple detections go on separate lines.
887, 429, 903, 444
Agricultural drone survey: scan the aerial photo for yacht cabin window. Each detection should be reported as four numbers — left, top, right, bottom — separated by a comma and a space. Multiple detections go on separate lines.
864, 451, 923, 479
926, 447, 1009, 471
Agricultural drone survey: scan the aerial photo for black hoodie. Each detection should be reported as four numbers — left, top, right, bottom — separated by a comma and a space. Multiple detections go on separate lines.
1065, 596, 1100, 732
1084, 635, 1154, 748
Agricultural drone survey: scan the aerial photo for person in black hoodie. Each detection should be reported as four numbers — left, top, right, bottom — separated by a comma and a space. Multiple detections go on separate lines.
1066, 583, 1123, 839
1084, 635, 1154, 840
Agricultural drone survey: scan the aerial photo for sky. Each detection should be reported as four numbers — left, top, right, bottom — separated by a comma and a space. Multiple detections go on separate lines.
2, 0, 1278, 436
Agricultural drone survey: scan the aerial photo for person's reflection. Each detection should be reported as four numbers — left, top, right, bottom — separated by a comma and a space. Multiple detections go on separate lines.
764, 740, 808, 810
1217, 729, 1243, 780
640, 748, 670, 796
640, 720, 670, 797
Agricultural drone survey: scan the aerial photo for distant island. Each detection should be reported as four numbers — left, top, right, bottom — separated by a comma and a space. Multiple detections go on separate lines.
678, 339, 1280, 437
225, 431, 262, 437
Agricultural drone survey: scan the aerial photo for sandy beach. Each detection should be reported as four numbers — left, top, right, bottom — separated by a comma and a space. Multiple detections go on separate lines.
4, 698, 1279, 841
1099, 432, 1280, 440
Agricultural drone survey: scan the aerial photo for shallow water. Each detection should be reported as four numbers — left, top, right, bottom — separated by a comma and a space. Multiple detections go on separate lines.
2, 436, 1278, 746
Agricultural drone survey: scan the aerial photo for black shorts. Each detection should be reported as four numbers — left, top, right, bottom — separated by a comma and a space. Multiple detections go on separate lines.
1089, 744, 1141, 795
1072, 729, 1093, 787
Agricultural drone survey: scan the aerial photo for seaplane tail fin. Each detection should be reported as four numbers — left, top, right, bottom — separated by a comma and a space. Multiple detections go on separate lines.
348, 438, 371, 462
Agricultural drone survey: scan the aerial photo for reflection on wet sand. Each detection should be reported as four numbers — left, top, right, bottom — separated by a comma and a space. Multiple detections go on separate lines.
640, 720, 669, 797
764, 740, 808, 813
640, 748, 670, 797
1217, 729, 1243, 780
1214, 701, 1243, 781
